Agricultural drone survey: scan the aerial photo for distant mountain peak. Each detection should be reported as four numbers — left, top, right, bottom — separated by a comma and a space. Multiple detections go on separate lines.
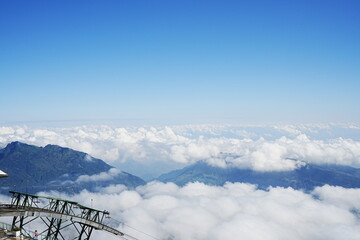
5, 141, 24, 149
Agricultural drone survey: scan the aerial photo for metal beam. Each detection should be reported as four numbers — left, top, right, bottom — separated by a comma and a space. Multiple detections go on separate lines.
0, 206, 129, 237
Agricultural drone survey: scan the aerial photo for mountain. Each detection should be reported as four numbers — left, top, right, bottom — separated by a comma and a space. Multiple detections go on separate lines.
118, 159, 187, 181
0, 142, 145, 194
157, 161, 360, 191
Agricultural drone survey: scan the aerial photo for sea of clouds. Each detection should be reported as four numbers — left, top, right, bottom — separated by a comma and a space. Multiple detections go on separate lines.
1, 182, 358, 240
1, 124, 360, 172
1, 124, 360, 239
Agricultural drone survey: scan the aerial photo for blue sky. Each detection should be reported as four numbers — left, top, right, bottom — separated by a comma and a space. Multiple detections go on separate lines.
1, 0, 359, 125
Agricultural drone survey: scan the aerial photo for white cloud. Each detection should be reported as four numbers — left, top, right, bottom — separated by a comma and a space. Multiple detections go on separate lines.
0, 124, 360, 172
0, 127, 15, 135
26, 182, 360, 240
2, 123, 359, 239
96, 184, 128, 194
76, 168, 122, 183
119, 183, 360, 240
273, 124, 302, 135
313, 185, 360, 210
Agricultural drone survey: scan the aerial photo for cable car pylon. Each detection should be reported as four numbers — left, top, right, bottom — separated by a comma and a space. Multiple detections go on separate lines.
0, 191, 138, 240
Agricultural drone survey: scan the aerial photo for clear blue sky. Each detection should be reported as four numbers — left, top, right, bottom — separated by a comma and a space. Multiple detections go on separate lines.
0, 0, 359, 125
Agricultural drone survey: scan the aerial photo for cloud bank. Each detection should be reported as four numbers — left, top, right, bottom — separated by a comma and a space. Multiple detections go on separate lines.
1, 124, 360, 172
1, 124, 359, 239
26, 182, 360, 240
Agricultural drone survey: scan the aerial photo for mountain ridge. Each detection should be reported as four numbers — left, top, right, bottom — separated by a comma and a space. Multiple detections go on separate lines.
156, 161, 360, 191
0, 141, 145, 194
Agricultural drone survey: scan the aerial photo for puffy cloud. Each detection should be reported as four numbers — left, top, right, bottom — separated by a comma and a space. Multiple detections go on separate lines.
313, 185, 360, 210
273, 124, 302, 135
76, 168, 122, 183
0, 127, 15, 135
0, 124, 360, 172
97, 184, 128, 194
1, 123, 359, 239
13, 182, 360, 240
113, 183, 360, 240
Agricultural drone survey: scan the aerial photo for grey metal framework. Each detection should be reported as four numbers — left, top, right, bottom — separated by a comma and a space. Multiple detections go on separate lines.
0, 191, 128, 240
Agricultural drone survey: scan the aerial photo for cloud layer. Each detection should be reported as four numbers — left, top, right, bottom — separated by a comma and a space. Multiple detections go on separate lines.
1, 124, 359, 239
1, 124, 360, 172
18, 182, 360, 240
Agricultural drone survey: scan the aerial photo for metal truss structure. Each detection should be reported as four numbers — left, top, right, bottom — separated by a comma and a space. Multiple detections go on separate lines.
0, 191, 131, 240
